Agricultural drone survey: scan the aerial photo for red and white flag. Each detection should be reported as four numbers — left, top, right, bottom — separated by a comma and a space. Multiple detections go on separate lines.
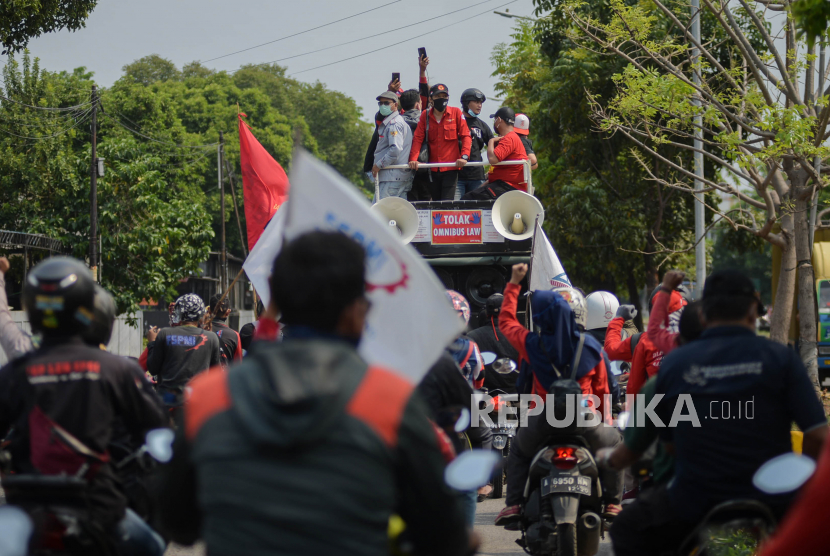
238, 113, 289, 249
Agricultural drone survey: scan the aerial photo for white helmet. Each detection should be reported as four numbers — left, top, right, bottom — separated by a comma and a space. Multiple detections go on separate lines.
586, 291, 620, 330
551, 287, 588, 328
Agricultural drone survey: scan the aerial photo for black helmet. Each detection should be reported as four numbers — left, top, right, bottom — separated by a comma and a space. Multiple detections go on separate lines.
460, 88, 486, 107
23, 257, 95, 337
485, 293, 504, 318
82, 285, 117, 347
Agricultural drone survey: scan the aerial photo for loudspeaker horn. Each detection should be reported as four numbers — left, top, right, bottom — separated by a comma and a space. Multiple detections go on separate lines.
491, 190, 545, 241
371, 197, 420, 244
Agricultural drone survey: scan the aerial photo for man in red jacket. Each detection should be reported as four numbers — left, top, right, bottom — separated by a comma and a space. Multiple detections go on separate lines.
604, 289, 687, 397
408, 83, 472, 201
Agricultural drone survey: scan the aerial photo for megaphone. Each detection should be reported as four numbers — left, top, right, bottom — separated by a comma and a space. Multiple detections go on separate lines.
371, 197, 420, 244
491, 190, 545, 241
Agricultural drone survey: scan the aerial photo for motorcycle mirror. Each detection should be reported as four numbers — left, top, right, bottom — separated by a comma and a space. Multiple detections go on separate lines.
617, 411, 631, 431
445, 449, 502, 491
0, 506, 33, 556
753, 452, 816, 494
455, 407, 471, 432
493, 358, 517, 374
145, 428, 175, 463
481, 351, 497, 365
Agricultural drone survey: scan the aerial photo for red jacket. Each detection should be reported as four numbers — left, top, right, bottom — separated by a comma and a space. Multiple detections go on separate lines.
409, 106, 472, 171
756, 438, 830, 556
604, 317, 663, 397
646, 290, 687, 355
499, 283, 609, 404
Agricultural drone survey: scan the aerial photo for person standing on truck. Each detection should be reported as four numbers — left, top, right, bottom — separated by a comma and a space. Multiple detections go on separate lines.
514, 114, 538, 170
456, 88, 494, 199
372, 91, 413, 200
408, 84, 472, 201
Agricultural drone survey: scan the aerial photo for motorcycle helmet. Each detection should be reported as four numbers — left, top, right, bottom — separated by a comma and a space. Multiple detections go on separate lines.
460, 88, 486, 108
82, 285, 117, 347
551, 286, 588, 329
585, 291, 620, 330
174, 293, 206, 324
23, 257, 95, 337
446, 290, 471, 324
485, 293, 504, 318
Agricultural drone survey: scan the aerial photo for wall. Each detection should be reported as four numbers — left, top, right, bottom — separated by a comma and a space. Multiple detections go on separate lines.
0, 311, 144, 366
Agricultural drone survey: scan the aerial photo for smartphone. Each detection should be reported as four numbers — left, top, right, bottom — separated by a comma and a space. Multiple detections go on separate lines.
418, 47, 427, 60
392, 72, 400, 83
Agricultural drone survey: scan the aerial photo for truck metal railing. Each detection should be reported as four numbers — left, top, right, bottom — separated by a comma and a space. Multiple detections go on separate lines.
373, 159, 533, 201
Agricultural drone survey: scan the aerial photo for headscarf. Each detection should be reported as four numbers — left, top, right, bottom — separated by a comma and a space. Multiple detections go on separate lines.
174, 293, 206, 324
523, 290, 603, 392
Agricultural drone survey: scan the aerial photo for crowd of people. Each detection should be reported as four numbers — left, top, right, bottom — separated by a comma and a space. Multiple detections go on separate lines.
364, 53, 534, 202
1, 224, 830, 556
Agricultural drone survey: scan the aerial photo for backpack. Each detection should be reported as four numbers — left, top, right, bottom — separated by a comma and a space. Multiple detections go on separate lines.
538, 334, 586, 421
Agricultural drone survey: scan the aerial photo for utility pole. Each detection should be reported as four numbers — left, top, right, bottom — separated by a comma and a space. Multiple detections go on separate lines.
219, 131, 227, 294
691, 0, 705, 296
89, 85, 99, 282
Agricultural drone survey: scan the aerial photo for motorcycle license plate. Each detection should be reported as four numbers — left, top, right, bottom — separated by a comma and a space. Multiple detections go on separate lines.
542, 475, 591, 496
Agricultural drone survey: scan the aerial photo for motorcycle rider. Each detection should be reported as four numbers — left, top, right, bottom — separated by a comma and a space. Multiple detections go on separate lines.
608, 270, 828, 556
604, 286, 688, 396
466, 293, 519, 392
495, 263, 622, 526
157, 231, 475, 556
147, 293, 221, 409
209, 292, 243, 365
0, 257, 168, 555
456, 88, 494, 199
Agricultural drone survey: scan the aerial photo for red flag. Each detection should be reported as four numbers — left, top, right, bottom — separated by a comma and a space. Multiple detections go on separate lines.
238, 113, 289, 249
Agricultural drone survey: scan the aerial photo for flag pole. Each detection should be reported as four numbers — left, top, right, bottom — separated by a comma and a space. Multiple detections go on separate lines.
525, 215, 541, 329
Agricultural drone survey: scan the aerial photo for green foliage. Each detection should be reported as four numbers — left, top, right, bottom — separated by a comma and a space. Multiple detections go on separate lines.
0, 52, 372, 315
0, 0, 97, 53
491, 16, 711, 299
711, 227, 773, 305
793, 0, 830, 45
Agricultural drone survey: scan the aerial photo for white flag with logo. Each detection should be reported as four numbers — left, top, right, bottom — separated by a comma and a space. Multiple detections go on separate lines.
244, 149, 463, 383
529, 222, 571, 291
242, 207, 287, 308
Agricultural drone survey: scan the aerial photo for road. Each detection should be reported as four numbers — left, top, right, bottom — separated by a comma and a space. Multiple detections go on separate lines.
164, 497, 614, 556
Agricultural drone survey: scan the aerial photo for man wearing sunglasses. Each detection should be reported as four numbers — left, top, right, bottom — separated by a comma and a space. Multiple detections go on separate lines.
372, 91, 414, 201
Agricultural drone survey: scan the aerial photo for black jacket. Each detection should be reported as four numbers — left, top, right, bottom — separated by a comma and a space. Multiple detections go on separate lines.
147, 325, 221, 394
158, 338, 468, 556
466, 319, 520, 392
460, 116, 494, 181
0, 338, 167, 527
363, 111, 383, 173
211, 319, 242, 364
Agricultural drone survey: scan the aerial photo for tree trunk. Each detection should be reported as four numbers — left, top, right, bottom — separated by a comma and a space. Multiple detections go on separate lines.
794, 192, 820, 389
771, 212, 796, 345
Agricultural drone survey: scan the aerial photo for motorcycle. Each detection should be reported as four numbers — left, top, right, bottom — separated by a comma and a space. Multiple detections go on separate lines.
480, 355, 520, 500
0, 429, 174, 556
487, 388, 518, 499
515, 436, 604, 556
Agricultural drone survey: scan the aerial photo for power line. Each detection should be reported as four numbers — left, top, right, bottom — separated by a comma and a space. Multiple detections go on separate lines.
201, 0, 404, 64
0, 94, 95, 112
0, 106, 93, 140
228, 0, 504, 75
290, 0, 520, 76
105, 111, 219, 149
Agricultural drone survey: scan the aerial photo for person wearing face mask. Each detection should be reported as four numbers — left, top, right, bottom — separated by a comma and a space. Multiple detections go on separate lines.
463, 107, 529, 201
455, 88, 494, 199
408, 84, 472, 201
372, 91, 414, 200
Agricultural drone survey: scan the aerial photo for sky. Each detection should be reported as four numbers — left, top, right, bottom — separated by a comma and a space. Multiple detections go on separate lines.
23, 0, 537, 123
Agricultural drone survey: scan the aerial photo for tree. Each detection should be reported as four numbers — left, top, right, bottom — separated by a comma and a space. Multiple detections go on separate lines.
491, 17, 709, 325
0, 0, 97, 54
560, 0, 828, 385
0, 53, 213, 315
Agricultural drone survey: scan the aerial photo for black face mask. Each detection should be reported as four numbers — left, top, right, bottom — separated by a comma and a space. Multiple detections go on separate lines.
433, 98, 449, 111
